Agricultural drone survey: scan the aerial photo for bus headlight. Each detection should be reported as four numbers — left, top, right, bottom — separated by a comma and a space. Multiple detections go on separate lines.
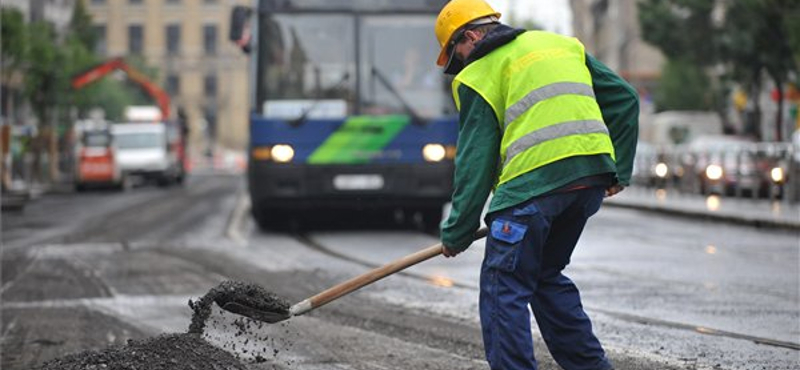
422, 144, 446, 162
655, 162, 669, 178
706, 164, 723, 181
251, 147, 272, 161
771, 167, 784, 184
271, 144, 295, 163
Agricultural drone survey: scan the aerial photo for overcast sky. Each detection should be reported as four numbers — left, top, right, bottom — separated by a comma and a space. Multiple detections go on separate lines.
486, 0, 573, 36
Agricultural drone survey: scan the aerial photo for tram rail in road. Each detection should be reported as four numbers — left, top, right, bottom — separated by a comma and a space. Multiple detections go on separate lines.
288, 231, 800, 352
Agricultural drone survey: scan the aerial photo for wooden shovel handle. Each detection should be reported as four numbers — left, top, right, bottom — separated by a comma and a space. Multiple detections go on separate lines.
307, 227, 489, 311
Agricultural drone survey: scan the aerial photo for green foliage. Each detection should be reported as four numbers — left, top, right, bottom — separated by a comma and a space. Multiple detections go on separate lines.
654, 59, 712, 111
638, 0, 716, 66
718, 0, 798, 138
639, 0, 798, 133
2, 1, 162, 124
84, 79, 142, 121
719, 0, 797, 87
638, 0, 717, 112
69, 0, 97, 49
24, 21, 64, 124
1, 8, 27, 77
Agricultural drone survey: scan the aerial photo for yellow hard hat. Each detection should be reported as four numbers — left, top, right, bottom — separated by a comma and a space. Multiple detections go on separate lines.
435, 0, 501, 68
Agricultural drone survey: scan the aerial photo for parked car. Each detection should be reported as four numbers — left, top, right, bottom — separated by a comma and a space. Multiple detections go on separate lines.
682, 135, 768, 196
633, 141, 672, 188
111, 123, 182, 186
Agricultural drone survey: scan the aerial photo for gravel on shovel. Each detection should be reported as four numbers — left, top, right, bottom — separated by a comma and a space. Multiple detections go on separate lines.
189, 280, 291, 334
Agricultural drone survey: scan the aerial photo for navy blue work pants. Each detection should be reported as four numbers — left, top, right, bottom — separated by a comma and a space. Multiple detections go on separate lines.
480, 187, 612, 370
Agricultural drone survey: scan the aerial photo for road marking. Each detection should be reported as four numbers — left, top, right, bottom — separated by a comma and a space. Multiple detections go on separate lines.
592, 308, 800, 351
1, 294, 192, 310
225, 190, 250, 245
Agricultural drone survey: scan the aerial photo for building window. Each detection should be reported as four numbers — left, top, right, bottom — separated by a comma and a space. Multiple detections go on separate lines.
166, 75, 180, 95
203, 25, 217, 55
166, 0, 181, 4
94, 25, 106, 55
166, 24, 181, 56
204, 74, 217, 97
128, 24, 143, 55
129, 0, 143, 4
204, 107, 217, 140
204, 0, 218, 4
91, 0, 106, 4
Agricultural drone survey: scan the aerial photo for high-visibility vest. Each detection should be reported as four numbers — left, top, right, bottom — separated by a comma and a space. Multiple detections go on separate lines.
453, 31, 615, 186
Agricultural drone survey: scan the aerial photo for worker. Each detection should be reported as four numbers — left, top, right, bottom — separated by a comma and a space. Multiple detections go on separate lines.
434, 1, 638, 369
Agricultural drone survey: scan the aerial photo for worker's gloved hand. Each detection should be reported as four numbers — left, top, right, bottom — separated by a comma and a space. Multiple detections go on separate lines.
442, 244, 463, 258
605, 184, 625, 197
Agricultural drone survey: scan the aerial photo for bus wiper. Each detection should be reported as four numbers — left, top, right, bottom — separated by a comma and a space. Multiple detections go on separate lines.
289, 72, 350, 127
371, 67, 426, 126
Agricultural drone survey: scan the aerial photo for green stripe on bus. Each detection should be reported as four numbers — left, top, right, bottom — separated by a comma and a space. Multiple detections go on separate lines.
308, 115, 409, 164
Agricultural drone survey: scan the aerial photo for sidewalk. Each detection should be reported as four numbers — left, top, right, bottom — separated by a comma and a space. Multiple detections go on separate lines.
604, 186, 800, 230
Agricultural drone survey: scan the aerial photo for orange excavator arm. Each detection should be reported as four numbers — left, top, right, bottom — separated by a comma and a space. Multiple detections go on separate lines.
72, 57, 171, 120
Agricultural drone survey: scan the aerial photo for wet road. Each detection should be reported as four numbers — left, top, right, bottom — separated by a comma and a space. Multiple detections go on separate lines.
2, 173, 798, 369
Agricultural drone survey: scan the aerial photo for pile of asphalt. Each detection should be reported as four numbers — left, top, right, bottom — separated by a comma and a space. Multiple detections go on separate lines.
36, 281, 295, 370
35, 333, 247, 370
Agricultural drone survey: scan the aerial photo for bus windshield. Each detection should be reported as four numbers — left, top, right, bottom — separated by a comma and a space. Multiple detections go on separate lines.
256, 13, 452, 120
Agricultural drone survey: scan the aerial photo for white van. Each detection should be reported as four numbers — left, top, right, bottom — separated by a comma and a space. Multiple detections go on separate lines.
111, 123, 182, 186
641, 111, 723, 146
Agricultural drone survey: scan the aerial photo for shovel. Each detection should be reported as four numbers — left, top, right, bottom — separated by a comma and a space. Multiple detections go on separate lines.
220, 227, 489, 324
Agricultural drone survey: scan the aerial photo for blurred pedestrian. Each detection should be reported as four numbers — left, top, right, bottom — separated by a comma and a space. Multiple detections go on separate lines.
433, 0, 639, 369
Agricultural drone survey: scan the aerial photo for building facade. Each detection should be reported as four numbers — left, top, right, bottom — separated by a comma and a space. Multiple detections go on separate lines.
570, 0, 664, 105
84, 0, 251, 150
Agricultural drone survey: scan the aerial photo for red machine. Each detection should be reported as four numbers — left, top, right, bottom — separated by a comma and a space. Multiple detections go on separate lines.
72, 58, 171, 119
71, 58, 189, 176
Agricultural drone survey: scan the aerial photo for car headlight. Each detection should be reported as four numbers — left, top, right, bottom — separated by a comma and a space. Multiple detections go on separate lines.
655, 162, 669, 178
271, 144, 295, 163
771, 167, 784, 184
706, 164, 723, 181
422, 144, 446, 162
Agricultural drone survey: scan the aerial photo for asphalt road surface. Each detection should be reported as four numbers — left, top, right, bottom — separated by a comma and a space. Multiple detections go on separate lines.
2, 173, 798, 369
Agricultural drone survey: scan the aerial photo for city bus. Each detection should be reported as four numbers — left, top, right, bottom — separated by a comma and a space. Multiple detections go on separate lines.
230, 0, 458, 231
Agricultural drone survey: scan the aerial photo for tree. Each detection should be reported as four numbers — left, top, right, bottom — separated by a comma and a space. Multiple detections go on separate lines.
24, 21, 64, 127
639, 0, 799, 140
638, 0, 719, 113
69, 0, 97, 49
719, 0, 798, 140
1, 8, 27, 82
655, 59, 712, 111
638, 0, 716, 67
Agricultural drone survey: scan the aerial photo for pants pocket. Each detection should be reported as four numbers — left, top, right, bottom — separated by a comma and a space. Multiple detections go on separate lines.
485, 219, 528, 272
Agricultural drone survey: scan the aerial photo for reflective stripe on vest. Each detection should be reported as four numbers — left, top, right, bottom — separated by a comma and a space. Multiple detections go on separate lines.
504, 82, 596, 129
452, 31, 615, 186
504, 119, 608, 167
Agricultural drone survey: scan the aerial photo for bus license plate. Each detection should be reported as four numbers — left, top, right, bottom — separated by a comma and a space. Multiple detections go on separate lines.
333, 174, 384, 190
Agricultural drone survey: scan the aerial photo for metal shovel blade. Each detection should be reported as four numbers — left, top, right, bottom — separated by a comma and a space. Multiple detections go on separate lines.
221, 301, 292, 324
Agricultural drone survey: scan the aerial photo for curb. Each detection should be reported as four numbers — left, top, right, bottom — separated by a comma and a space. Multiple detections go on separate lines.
603, 199, 800, 231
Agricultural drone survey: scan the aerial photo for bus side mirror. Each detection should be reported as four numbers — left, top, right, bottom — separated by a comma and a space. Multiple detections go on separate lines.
229, 6, 252, 54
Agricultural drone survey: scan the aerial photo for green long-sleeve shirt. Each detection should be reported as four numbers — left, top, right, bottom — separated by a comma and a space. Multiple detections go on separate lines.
440, 53, 640, 251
